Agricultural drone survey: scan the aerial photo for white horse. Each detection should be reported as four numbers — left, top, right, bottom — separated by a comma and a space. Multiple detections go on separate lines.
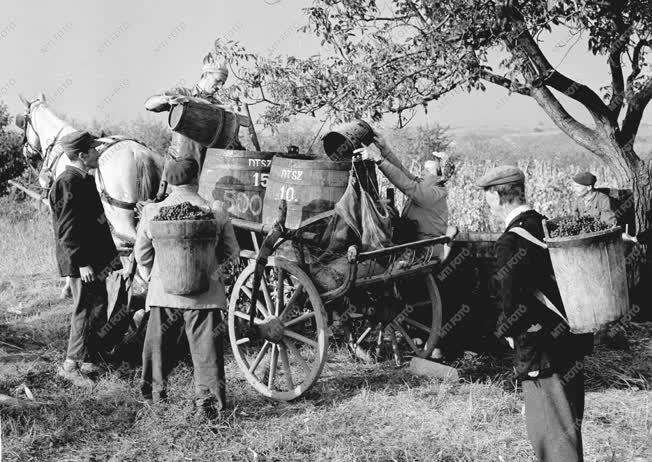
17, 93, 164, 297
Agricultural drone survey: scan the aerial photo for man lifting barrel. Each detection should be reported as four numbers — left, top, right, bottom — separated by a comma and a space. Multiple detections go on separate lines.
144, 52, 242, 192
355, 134, 449, 243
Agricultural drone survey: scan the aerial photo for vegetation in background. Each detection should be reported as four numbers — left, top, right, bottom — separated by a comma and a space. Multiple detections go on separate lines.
0, 102, 26, 196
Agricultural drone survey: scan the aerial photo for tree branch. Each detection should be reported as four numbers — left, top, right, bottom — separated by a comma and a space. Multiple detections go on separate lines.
529, 84, 601, 155
621, 76, 652, 145
390, 80, 465, 113
606, 12, 631, 116
626, 39, 650, 96
479, 70, 531, 96
501, 3, 615, 125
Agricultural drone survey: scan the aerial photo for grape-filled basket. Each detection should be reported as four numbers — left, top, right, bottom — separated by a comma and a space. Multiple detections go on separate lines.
543, 216, 629, 333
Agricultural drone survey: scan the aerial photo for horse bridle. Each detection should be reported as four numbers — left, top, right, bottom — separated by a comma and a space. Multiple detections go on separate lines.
21, 104, 65, 181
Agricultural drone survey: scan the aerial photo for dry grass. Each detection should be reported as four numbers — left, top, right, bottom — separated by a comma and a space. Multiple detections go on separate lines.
1, 177, 651, 461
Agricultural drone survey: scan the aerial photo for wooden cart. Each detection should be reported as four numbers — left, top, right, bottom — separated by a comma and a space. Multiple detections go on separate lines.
228, 200, 458, 401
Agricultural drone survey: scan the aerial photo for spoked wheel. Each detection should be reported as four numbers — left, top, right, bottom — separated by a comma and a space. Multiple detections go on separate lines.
346, 273, 442, 361
390, 273, 442, 358
228, 257, 328, 400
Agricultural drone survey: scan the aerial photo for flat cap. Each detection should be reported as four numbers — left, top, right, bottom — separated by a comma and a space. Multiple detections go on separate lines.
60, 130, 101, 157
165, 158, 199, 186
476, 165, 525, 188
573, 171, 596, 186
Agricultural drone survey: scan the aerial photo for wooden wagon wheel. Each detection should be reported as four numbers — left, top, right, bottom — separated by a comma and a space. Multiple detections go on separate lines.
228, 257, 329, 401
389, 273, 442, 359
346, 273, 442, 361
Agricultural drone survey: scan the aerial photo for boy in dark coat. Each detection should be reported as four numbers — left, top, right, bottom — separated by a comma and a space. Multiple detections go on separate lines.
49, 130, 120, 381
477, 165, 593, 462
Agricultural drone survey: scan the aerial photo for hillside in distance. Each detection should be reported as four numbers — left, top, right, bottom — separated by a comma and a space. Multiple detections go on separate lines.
448, 123, 652, 168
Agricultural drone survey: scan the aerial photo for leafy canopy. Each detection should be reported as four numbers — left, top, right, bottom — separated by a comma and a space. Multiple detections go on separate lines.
214, 0, 651, 134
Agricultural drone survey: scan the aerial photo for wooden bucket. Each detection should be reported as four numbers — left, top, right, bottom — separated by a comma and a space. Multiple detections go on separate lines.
168, 101, 224, 148
545, 227, 629, 333
212, 110, 240, 149
322, 119, 374, 161
198, 149, 277, 222
262, 156, 350, 229
149, 219, 218, 295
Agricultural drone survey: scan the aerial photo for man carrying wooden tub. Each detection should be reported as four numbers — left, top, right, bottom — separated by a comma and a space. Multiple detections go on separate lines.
135, 158, 239, 419
477, 166, 593, 462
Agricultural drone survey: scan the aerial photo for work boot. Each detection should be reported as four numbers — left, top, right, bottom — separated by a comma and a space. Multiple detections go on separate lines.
57, 359, 94, 387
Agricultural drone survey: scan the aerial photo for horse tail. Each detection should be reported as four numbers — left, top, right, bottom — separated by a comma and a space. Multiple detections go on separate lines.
133, 146, 164, 201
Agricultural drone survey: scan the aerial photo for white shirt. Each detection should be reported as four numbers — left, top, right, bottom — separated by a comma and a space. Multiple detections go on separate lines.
504, 205, 533, 229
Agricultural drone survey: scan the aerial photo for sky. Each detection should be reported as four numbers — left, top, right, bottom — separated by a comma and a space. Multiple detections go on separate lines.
0, 0, 649, 133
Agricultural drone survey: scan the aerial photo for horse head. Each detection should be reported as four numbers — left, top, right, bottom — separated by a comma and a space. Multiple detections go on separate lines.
16, 93, 46, 165
16, 93, 71, 189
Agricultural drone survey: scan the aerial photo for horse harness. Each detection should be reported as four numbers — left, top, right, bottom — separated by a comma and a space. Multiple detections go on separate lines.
24, 123, 145, 212
95, 137, 148, 210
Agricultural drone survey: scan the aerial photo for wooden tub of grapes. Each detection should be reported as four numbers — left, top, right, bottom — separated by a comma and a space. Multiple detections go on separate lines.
543, 216, 629, 333
149, 203, 218, 295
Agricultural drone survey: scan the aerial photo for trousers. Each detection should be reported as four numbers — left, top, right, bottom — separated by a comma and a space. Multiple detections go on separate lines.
141, 307, 226, 408
66, 278, 109, 362
522, 369, 585, 462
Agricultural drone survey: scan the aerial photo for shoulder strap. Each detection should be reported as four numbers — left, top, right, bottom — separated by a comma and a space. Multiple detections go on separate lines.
532, 290, 568, 324
508, 227, 568, 324
509, 227, 547, 249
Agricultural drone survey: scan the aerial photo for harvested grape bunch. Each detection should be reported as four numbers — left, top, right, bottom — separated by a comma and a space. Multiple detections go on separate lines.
550, 215, 612, 238
153, 202, 214, 221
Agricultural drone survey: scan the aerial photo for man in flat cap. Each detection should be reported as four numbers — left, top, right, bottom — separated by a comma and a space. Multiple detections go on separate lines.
571, 171, 617, 227
477, 166, 592, 462
49, 130, 121, 383
145, 52, 243, 193
135, 158, 239, 419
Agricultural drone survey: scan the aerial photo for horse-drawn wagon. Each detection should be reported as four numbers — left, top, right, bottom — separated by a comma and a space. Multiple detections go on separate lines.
203, 150, 459, 401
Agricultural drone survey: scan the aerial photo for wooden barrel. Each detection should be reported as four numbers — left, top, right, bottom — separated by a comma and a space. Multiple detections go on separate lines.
322, 119, 374, 161
168, 101, 224, 147
213, 111, 240, 149
262, 157, 351, 229
545, 227, 629, 333
198, 149, 277, 222
149, 219, 218, 295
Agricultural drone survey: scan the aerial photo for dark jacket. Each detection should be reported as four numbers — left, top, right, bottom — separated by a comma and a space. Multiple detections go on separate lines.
495, 209, 593, 379
49, 166, 119, 278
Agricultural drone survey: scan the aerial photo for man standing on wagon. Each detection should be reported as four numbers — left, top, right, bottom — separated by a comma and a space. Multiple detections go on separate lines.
477, 166, 593, 462
135, 158, 239, 419
144, 51, 243, 188
49, 131, 121, 382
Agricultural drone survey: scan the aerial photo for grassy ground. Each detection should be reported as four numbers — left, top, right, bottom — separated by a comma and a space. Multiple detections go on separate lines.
1, 200, 651, 461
